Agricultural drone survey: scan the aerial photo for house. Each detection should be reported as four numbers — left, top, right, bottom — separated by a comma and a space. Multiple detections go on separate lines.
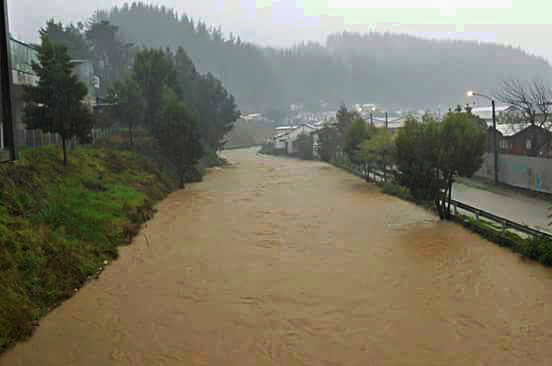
1, 37, 99, 160
370, 117, 407, 135
471, 105, 516, 122
485, 122, 552, 157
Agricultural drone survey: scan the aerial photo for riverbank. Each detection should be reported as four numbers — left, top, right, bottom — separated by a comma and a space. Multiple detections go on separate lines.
0, 145, 177, 353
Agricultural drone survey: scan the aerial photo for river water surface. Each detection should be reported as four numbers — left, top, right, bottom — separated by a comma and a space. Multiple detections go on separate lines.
2, 148, 552, 365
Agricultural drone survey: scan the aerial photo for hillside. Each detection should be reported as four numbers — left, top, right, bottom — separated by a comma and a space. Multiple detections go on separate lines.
224, 118, 278, 149
99, 2, 552, 111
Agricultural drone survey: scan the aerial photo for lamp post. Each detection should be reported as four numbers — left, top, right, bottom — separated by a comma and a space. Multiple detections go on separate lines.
370, 107, 375, 127
467, 90, 498, 184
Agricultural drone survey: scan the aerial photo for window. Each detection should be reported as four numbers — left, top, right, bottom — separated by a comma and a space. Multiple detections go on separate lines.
526, 139, 532, 150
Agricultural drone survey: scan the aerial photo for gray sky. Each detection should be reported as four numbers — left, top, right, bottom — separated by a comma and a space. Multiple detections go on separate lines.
8, 0, 552, 63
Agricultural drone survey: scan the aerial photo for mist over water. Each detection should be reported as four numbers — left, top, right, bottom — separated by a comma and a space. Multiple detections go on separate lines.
3, 148, 552, 365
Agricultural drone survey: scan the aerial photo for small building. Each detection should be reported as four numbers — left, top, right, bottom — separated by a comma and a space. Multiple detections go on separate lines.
486, 122, 552, 157
472, 105, 515, 122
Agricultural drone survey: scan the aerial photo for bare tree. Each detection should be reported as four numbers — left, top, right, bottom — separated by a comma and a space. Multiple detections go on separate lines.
495, 78, 552, 129
495, 78, 552, 156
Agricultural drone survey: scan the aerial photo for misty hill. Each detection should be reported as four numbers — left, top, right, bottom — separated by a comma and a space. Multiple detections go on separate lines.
99, 2, 552, 112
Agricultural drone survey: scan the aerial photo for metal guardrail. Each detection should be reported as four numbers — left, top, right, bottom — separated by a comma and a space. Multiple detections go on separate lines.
449, 199, 552, 239
345, 163, 552, 239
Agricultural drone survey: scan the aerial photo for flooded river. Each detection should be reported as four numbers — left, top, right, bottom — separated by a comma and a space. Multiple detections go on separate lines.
3, 148, 552, 365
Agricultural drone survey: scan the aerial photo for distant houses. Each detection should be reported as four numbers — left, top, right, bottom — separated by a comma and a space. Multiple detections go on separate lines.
472, 105, 552, 158
271, 123, 324, 156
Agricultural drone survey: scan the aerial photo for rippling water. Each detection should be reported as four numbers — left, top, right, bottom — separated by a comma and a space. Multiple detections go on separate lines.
3, 148, 552, 365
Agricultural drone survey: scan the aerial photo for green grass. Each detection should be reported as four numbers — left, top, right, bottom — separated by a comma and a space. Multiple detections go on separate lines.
0, 145, 176, 353
455, 214, 552, 266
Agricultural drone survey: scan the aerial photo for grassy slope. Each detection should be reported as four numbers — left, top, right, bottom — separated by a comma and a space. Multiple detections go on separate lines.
0, 145, 176, 353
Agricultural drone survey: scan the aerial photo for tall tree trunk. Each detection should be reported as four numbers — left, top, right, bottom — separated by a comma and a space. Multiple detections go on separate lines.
61, 136, 68, 167
447, 178, 453, 219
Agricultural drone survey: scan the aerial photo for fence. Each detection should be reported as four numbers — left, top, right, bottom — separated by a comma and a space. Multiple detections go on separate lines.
12, 127, 117, 150
449, 199, 552, 238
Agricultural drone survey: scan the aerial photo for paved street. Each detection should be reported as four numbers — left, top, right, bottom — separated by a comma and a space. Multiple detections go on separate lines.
452, 182, 552, 234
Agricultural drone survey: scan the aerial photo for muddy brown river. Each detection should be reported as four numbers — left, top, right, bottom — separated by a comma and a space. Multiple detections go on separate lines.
3, 148, 552, 365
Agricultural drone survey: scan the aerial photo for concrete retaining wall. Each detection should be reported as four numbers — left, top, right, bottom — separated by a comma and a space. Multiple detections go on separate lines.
475, 153, 552, 193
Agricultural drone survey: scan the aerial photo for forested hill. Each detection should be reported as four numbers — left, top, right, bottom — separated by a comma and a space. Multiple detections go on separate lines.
99, 2, 552, 112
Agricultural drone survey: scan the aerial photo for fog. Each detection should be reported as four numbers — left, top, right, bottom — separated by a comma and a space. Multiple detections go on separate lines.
8, 0, 552, 63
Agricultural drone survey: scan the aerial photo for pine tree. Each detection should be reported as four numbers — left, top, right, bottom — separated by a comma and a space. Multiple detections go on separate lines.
22, 37, 94, 166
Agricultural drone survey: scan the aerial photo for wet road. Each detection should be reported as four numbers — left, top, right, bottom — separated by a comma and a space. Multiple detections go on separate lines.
3, 148, 552, 365
452, 182, 552, 234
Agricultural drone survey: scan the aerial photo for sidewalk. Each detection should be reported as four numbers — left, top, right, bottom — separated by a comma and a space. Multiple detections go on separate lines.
452, 178, 552, 234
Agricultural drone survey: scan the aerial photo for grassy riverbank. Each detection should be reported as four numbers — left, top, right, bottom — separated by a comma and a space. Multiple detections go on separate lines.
0, 145, 176, 353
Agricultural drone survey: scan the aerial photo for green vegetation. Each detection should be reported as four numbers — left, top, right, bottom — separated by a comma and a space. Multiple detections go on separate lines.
456, 215, 552, 266
360, 128, 394, 181
395, 112, 486, 219
94, 2, 552, 111
22, 36, 94, 166
0, 145, 176, 353
294, 133, 315, 160
380, 182, 414, 202
157, 88, 204, 188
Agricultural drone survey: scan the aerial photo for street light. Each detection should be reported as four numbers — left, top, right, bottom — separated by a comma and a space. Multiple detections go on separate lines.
370, 107, 375, 127
467, 90, 498, 184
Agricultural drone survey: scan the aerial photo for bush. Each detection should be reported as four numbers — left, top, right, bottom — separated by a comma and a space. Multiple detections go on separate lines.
519, 237, 552, 265
381, 182, 414, 201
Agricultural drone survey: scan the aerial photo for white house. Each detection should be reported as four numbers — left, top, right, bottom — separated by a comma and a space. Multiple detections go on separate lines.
471, 105, 516, 123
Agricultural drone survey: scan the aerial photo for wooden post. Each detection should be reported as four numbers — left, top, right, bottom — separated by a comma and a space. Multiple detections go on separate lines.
453, 203, 458, 216
475, 211, 480, 222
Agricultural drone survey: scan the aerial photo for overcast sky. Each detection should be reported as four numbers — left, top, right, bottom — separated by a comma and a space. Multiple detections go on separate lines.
7, 0, 552, 62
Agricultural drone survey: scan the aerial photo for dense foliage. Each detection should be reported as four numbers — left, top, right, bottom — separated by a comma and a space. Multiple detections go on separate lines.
22, 37, 94, 166
395, 112, 487, 218
90, 2, 552, 112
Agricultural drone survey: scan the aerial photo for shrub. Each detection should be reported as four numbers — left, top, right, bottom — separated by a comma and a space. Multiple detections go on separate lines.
381, 182, 414, 201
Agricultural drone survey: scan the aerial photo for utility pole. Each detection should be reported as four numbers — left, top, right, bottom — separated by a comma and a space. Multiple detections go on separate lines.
0, 0, 16, 161
467, 90, 499, 185
492, 99, 498, 185
384, 111, 388, 182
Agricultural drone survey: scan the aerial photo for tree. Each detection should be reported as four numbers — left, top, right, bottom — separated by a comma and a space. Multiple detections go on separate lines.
85, 19, 128, 94
107, 76, 144, 146
22, 37, 94, 166
395, 116, 442, 202
295, 132, 314, 160
336, 103, 357, 134
395, 113, 486, 219
316, 125, 339, 162
495, 78, 552, 155
436, 112, 486, 218
496, 79, 552, 128
157, 88, 204, 188
359, 128, 394, 181
39, 20, 90, 59
133, 49, 175, 135
343, 115, 371, 165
